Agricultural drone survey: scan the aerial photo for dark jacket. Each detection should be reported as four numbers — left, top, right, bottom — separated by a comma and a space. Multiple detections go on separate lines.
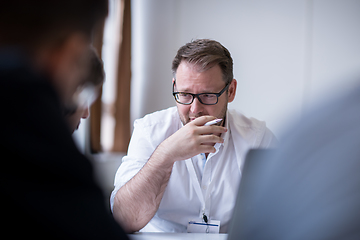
0, 50, 128, 239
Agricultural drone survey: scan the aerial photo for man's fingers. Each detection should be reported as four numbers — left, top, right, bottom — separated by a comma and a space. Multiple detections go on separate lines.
191, 116, 217, 126
197, 125, 227, 135
199, 145, 216, 154
198, 134, 224, 144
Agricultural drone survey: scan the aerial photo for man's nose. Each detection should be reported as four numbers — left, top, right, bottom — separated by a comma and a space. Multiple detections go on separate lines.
190, 97, 203, 114
81, 107, 90, 119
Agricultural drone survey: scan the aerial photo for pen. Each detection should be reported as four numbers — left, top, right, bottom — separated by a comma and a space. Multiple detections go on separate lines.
204, 119, 222, 126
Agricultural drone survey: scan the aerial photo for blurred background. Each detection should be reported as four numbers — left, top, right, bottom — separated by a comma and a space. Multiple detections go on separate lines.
73, 0, 360, 201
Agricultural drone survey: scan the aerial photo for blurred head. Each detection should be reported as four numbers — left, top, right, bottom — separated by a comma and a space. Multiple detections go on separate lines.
0, 0, 108, 109
171, 39, 237, 125
66, 47, 105, 133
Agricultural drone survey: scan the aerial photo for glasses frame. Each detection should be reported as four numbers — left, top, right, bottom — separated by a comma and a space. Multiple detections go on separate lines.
172, 80, 230, 105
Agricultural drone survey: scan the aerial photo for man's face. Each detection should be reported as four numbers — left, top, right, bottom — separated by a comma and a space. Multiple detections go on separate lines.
66, 83, 102, 133
51, 34, 91, 110
174, 61, 236, 126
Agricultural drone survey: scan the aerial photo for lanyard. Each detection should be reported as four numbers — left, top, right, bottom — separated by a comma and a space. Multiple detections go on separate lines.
185, 159, 206, 217
185, 132, 231, 219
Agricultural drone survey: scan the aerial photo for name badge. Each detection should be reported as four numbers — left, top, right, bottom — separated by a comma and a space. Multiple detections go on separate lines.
187, 218, 220, 233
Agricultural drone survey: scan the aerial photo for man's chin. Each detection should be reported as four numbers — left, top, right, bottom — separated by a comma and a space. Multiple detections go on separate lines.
179, 117, 191, 126
72, 122, 81, 133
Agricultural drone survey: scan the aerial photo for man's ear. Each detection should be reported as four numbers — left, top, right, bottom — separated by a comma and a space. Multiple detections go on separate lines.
228, 79, 237, 103
172, 78, 176, 91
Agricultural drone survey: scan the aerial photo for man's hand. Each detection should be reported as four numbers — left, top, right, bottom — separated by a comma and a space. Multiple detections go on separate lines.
155, 116, 227, 164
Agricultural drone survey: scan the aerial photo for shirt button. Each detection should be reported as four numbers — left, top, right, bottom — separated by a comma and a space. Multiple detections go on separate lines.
202, 185, 207, 190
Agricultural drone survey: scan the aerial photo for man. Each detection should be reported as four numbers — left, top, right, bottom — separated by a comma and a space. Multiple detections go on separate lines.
111, 39, 278, 233
66, 47, 105, 133
0, 1, 127, 238
232, 83, 360, 239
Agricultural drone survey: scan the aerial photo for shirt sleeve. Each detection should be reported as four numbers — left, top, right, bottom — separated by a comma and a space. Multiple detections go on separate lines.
110, 118, 157, 211
259, 127, 279, 148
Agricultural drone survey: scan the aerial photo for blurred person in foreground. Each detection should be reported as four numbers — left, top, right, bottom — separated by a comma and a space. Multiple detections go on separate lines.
66, 47, 105, 133
111, 39, 278, 233
234, 82, 360, 239
0, 1, 128, 239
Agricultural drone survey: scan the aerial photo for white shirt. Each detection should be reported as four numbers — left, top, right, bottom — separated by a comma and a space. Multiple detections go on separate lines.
110, 106, 277, 233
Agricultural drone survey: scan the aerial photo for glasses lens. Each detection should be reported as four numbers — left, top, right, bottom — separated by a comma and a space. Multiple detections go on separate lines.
175, 93, 193, 104
199, 94, 218, 105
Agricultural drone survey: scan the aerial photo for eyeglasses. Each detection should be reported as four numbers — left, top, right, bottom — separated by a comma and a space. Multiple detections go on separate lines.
172, 80, 230, 105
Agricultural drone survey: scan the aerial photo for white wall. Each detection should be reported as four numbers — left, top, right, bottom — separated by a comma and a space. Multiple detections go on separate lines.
131, 0, 360, 138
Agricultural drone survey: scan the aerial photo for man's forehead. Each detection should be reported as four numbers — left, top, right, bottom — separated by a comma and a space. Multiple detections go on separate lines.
175, 62, 224, 91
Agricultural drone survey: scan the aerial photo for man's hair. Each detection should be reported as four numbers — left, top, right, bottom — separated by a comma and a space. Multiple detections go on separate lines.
0, 0, 108, 51
86, 47, 105, 86
172, 39, 234, 84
